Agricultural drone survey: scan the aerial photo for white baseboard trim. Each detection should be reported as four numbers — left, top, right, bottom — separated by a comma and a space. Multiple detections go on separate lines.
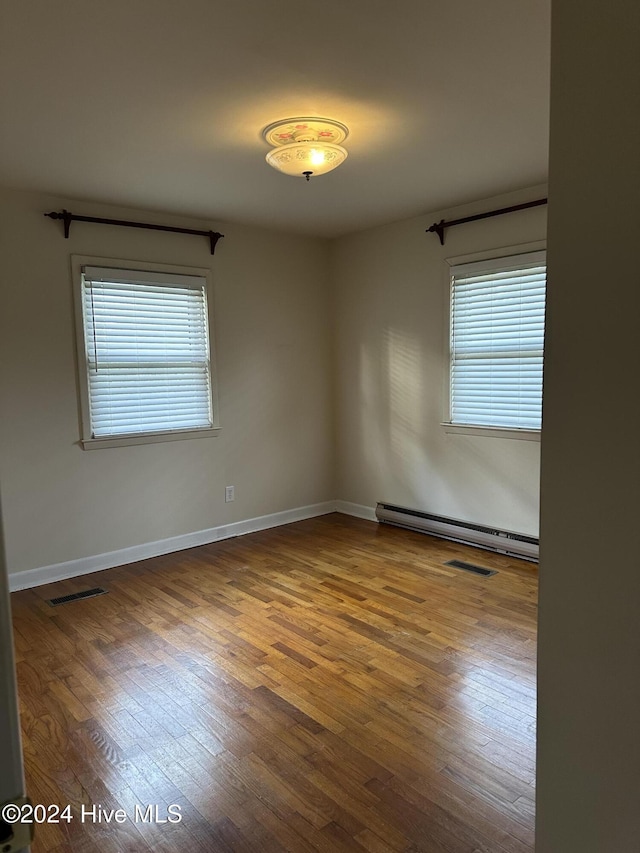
8, 501, 336, 592
334, 500, 378, 522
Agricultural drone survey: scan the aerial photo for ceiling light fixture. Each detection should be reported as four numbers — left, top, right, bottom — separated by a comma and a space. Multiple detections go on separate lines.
262, 117, 349, 181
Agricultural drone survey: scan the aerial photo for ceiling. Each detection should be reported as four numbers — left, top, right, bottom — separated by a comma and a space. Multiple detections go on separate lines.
0, 0, 550, 238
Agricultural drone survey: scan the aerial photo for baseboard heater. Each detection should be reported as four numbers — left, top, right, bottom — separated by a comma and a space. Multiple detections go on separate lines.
375, 502, 539, 562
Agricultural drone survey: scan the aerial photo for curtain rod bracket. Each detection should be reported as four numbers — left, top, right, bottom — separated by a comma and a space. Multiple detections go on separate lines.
428, 219, 446, 245
44, 210, 224, 255
208, 231, 222, 254
45, 209, 73, 238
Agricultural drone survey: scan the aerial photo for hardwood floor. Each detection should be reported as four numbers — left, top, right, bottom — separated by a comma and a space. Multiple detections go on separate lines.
10, 514, 537, 852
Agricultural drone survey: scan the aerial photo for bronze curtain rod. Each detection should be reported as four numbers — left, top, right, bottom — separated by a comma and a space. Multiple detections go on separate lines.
44, 209, 224, 255
426, 198, 547, 245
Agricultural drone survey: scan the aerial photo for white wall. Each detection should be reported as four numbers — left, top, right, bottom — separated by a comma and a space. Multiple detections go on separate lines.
331, 186, 547, 536
0, 188, 334, 577
536, 0, 640, 849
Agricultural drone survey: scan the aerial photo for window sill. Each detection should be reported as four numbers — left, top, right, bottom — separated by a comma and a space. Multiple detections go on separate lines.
81, 426, 221, 450
441, 423, 541, 441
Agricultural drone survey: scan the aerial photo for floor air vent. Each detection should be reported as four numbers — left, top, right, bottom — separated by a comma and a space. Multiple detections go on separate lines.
445, 559, 497, 577
47, 587, 107, 606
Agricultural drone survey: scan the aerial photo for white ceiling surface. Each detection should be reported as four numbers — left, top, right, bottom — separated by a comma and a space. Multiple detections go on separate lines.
0, 0, 550, 238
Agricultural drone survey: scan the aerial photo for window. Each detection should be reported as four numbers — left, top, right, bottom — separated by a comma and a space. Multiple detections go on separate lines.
447, 250, 546, 434
73, 259, 218, 448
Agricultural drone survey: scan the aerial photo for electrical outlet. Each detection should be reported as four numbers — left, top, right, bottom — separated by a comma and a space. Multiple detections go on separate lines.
225, 485, 235, 502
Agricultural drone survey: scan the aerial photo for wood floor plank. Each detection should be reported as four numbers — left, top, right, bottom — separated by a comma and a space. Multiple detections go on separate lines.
11, 514, 537, 851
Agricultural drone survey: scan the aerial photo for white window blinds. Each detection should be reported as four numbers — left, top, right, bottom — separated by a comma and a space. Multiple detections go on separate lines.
81, 266, 213, 437
449, 251, 546, 430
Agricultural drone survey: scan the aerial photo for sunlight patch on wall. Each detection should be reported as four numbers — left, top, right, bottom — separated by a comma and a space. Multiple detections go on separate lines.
384, 327, 432, 501
356, 328, 432, 505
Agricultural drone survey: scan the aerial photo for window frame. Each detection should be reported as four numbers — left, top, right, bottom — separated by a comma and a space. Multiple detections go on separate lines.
441, 241, 546, 442
71, 255, 221, 449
